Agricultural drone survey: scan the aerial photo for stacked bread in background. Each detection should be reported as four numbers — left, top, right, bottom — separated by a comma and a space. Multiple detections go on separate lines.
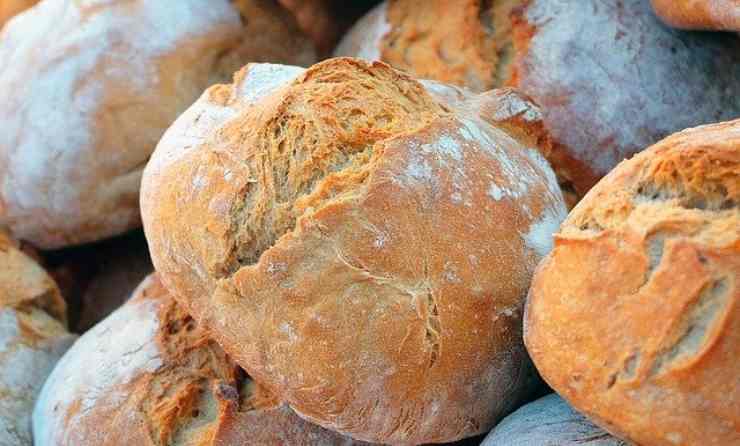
0, 1, 737, 445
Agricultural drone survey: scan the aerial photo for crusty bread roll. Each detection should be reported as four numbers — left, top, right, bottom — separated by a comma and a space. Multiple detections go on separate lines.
141, 57, 566, 444
481, 394, 627, 446
0, 0, 315, 249
651, 0, 740, 31
0, 0, 36, 29
0, 232, 76, 446
335, 0, 740, 203
33, 274, 367, 445
525, 119, 740, 446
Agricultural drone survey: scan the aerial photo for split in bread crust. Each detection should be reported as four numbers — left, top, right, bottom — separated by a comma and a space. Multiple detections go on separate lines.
525, 119, 740, 446
142, 58, 566, 444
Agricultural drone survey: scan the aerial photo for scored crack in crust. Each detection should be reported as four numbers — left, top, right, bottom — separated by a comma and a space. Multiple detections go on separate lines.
335, 0, 740, 206
524, 119, 740, 446
0, 232, 76, 446
33, 273, 367, 446
142, 58, 567, 444
0, 0, 37, 29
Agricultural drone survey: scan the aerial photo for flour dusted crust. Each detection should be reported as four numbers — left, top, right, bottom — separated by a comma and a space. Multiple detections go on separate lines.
481, 394, 628, 446
525, 119, 740, 446
33, 274, 365, 446
141, 58, 566, 444
0, 0, 315, 249
336, 0, 740, 203
0, 0, 36, 29
651, 0, 740, 31
0, 232, 76, 446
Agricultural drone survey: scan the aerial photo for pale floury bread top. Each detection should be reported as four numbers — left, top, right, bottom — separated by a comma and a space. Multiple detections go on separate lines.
141, 57, 566, 444
0, 0, 315, 249
525, 119, 740, 445
0, 232, 76, 446
651, 0, 740, 31
33, 273, 366, 446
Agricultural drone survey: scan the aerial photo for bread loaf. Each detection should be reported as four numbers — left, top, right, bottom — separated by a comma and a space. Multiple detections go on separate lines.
651, 0, 740, 31
335, 0, 740, 202
481, 394, 627, 446
525, 119, 740, 445
0, 0, 36, 29
0, 232, 76, 445
33, 274, 367, 445
141, 58, 566, 444
0, 0, 315, 249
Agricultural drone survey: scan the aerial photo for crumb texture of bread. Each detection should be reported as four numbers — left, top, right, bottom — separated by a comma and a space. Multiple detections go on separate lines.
650, 0, 740, 31
481, 394, 629, 445
525, 119, 740, 446
33, 273, 368, 446
0, 232, 75, 446
142, 58, 566, 444
0, 0, 315, 249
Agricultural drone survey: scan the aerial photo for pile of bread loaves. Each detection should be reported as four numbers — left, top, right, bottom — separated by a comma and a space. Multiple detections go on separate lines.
0, 1, 737, 445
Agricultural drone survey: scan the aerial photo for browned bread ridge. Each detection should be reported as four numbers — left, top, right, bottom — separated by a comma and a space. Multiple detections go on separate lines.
0, 0, 36, 29
651, 0, 740, 31
0, 232, 76, 445
525, 119, 740, 446
141, 57, 567, 444
335, 0, 740, 205
0, 0, 315, 249
33, 274, 368, 446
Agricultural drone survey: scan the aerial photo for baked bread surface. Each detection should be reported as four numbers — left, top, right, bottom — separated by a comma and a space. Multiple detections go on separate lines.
525, 119, 740, 446
142, 57, 566, 444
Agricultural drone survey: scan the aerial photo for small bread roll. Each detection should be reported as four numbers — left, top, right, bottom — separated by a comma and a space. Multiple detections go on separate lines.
0, 0, 315, 249
481, 394, 627, 446
0, 0, 36, 29
525, 119, 740, 446
141, 58, 566, 444
0, 232, 76, 446
335, 0, 740, 202
651, 0, 740, 31
33, 274, 366, 445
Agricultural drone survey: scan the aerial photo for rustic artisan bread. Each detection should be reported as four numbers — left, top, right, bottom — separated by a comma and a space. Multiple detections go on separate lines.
0, 232, 76, 445
481, 394, 627, 446
335, 0, 740, 202
525, 119, 740, 446
651, 0, 740, 31
0, 0, 36, 29
0, 0, 315, 249
141, 57, 566, 444
33, 274, 365, 445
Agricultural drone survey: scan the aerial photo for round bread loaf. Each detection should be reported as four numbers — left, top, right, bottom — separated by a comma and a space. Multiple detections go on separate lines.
651, 0, 740, 31
481, 394, 627, 446
0, 232, 76, 446
335, 0, 740, 203
0, 0, 36, 29
0, 0, 315, 249
141, 57, 566, 444
525, 119, 740, 445
33, 273, 367, 446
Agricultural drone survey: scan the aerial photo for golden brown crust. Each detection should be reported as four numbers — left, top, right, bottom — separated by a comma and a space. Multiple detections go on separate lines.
142, 58, 566, 444
0, 231, 74, 446
0, 0, 36, 29
34, 274, 364, 445
525, 119, 740, 446
337, 0, 740, 206
651, 0, 740, 31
